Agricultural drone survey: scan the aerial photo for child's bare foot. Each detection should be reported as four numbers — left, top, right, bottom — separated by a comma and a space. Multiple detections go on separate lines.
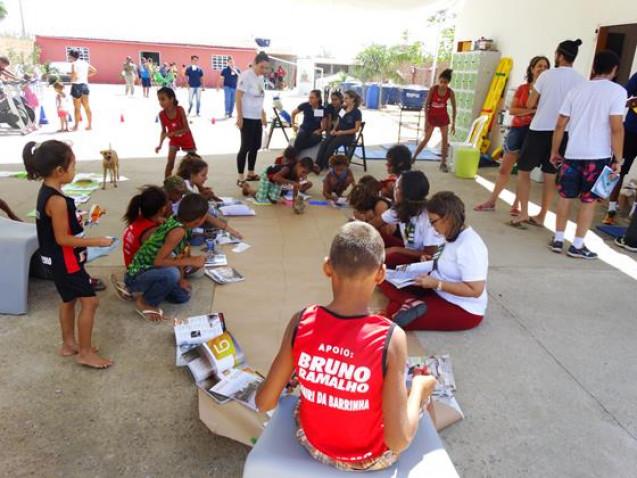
85, 126, 92, 131
76, 351, 113, 369
59, 342, 99, 356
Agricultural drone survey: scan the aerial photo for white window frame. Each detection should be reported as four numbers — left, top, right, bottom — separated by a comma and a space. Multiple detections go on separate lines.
211, 55, 231, 71
65, 46, 90, 62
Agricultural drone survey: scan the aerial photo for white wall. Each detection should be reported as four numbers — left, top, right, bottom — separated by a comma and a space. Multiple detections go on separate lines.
455, 0, 637, 86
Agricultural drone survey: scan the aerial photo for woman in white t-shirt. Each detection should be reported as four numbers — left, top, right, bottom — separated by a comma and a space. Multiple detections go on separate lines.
235, 52, 269, 186
379, 191, 487, 331
370, 170, 443, 268
67, 49, 96, 131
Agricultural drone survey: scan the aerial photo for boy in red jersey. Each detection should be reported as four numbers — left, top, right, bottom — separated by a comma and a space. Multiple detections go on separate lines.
256, 222, 436, 471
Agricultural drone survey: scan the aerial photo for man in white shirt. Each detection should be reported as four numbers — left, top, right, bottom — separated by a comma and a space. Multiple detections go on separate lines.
549, 50, 627, 259
512, 39, 585, 228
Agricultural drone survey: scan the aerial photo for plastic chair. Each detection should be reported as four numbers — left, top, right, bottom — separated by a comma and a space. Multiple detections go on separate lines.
449, 115, 489, 173
242, 396, 459, 478
0, 217, 40, 314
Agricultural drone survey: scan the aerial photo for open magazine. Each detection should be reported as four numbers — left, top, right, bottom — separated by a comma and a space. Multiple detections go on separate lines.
385, 261, 434, 289
205, 252, 228, 267
219, 204, 256, 216
205, 266, 245, 285
406, 354, 464, 431
209, 367, 264, 412
174, 313, 226, 366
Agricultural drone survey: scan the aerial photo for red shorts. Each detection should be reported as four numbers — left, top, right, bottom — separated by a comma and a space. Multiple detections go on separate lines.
57, 109, 68, 119
426, 112, 450, 128
169, 134, 196, 151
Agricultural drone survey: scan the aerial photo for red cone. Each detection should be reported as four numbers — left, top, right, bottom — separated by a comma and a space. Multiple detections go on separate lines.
120, 114, 125, 123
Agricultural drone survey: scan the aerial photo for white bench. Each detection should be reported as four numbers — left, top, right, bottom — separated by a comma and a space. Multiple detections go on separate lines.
243, 396, 459, 478
0, 217, 40, 314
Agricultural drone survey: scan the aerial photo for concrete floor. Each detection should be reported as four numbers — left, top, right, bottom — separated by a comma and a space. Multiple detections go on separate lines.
1, 151, 637, 477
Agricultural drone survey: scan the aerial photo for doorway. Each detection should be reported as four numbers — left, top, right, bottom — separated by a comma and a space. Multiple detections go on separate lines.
140, 51, 160, 66
594, 23, 637, 84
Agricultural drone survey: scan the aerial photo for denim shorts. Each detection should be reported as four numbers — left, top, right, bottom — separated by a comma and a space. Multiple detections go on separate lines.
70, 83, 90, 99
503, 125, 529, 154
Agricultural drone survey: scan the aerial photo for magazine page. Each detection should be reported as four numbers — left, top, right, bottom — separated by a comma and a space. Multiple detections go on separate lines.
174, 314, 225, 366
202, 331, 246, 376
210, 368, 264, 412
384, 269, 421, 289
205, 253, 228, 267
219, 204, 256, 216
406, 354, 456, 397
205, 267, 245, 284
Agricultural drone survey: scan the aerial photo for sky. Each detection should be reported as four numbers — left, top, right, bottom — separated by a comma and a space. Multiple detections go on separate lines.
0, 0, 458, 59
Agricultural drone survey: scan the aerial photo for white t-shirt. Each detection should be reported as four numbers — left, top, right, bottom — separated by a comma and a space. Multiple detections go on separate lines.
381, 209, 444, 250
237, 69, 265, 120
430, 227, 488, 316
560, 79, 628, 160
184, 179, 197, 193
530, 67, 584, 131
72, 59, 90, 84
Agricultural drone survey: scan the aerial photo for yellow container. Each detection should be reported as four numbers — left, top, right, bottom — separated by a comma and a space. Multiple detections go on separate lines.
455, 147, 480, 179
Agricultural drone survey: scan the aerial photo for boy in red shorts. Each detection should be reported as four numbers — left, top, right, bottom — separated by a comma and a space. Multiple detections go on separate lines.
549, 50, 627, 259
256, 222, 436, 471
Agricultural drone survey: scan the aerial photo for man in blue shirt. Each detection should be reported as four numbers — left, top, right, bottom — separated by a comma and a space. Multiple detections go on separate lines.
185, 55, 204, 116
219, 57, 240, 118
604, 70, 637, 224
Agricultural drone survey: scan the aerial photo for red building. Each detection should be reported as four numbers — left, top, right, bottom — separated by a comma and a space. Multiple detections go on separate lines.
35, 35, 260, 87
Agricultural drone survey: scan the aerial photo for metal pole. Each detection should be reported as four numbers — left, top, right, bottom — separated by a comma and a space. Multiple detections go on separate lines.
18, 0, 26, 37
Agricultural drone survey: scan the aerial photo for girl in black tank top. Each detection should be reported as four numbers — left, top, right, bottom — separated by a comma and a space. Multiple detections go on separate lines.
24, 140, 114, 369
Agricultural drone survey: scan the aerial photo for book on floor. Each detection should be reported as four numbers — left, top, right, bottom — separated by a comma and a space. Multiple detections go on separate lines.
205, 252, 228, 267
174, 313, 226, 366
205, 266, 245, 284
216, 197, 243, 207
219, 204, 256, 216
215, 230, 241, 245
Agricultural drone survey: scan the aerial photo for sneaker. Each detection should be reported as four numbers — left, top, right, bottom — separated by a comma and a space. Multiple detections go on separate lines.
602, 211, 616, 225
567, 245, 598, 259
615, 236, 637, 252
548, 238, 564, 253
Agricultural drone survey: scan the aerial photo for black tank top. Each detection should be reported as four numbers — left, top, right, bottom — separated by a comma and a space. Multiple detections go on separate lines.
36, 184, 86, 274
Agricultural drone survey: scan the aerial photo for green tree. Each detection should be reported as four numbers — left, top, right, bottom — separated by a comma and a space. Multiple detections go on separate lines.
426, 9, 457, 65
0, 1, 7, 21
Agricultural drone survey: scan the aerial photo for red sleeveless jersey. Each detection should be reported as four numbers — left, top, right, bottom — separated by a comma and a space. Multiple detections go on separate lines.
427, 85, 451, 117
159, 106, 196, 150
292, 305, 395, 463
122, 217, 159, 267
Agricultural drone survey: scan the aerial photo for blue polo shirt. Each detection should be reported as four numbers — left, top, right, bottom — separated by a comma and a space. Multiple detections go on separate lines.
297, 102, 324, 132
625, 73, 637, 134
221, 66, 240, 89
336, 107, 362, 133
185, 65, 204, 88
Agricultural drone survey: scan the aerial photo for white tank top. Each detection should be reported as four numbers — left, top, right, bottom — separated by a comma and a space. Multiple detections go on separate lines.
72, 60, 90, 84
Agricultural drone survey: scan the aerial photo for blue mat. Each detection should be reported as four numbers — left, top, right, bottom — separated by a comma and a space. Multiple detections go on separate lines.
595, 224, 627, 238
354, 144, 440, 161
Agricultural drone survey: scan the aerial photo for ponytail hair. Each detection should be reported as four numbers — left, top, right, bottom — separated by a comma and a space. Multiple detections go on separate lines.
344, 89, 361, 108
23, 140, 74, 180
123, 185, 168, 225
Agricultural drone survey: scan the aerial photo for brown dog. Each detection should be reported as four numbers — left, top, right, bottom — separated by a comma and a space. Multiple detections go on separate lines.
99, 148, 120, 189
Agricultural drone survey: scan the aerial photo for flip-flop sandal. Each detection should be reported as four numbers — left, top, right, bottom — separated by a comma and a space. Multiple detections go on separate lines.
506, 219, 528, 230
526, 217, 543, 227
509, 207, 521, 216
474, 203, 495, 212
135, 308, 165, 322
246, 174, 260, 181
392, 299, 427, 328
110, 274, 133, 301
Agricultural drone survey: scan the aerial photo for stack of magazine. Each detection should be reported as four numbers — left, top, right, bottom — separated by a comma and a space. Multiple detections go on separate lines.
405, 354, 464, 431
174, 314, 263, 411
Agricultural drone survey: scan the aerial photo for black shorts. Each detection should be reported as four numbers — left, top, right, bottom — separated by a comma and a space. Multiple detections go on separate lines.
518, 130, 568, 174
70, 83, 90, 99
53, 267, 96, 303
141, 77, 151, 87
621, 129, 637, 176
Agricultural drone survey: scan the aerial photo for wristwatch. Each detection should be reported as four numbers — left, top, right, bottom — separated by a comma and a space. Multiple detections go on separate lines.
436, 280, 443, 291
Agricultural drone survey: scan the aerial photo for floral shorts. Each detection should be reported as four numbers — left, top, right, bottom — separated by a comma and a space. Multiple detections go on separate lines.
294, 402, 398, 471
558, 159, 609, 203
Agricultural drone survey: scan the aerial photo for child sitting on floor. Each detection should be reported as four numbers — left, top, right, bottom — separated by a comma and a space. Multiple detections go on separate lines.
381, 144, 412, 199
164, 175, 242, 239
370, 170, 443, 268
177, 153, 222, 202
323, 154, 355, 201
125, 193, 209, 322
349, 175, 396, 237
243, 157, 314, 204
256, 222, 437, 471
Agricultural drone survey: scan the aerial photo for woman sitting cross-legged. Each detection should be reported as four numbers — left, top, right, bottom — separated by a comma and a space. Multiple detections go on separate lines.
380, 191, 487, 331
315, 90, 362, 171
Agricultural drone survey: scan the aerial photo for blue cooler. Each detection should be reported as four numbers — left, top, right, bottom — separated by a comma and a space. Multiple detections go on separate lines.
400, 86, 428, 110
